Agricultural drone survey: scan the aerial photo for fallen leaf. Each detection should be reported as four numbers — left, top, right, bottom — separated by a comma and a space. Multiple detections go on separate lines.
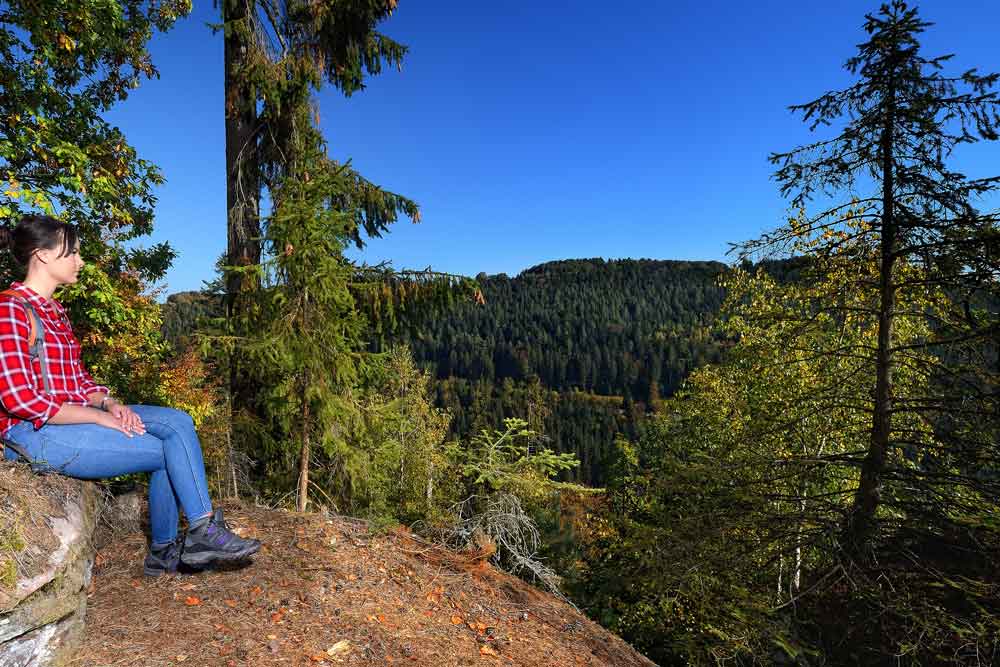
377, 614, 386, 623
250, 585, 263, 596
175, 656, 187, 662
326, 640, 351, 656
271, 608, 285, 623
309, 655, 327, 663
184, 596, 201, 606
180, 583, 198, 591
224, 599, 238, 608
480, 645, 500, 657
451, 615, 463, 625
267, 634, 278, 640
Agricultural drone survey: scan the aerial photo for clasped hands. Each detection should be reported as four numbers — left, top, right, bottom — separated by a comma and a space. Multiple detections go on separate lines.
98, 398, 146, 437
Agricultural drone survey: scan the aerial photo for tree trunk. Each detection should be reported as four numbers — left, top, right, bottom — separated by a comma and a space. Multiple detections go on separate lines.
224, 0, 262, 413
847, 74, 897, 557
297, 396, 311, 513
224, 0, 261, 305
426, 461, 434, 510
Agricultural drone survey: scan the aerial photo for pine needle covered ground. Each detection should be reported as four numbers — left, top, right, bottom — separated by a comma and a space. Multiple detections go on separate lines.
72, 503, 655, 667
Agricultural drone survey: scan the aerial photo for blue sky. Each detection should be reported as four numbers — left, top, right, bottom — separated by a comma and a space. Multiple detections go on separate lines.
105, 1, 1000, 295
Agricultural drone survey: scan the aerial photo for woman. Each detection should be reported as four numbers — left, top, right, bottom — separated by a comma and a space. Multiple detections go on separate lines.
0, 215, 260, 576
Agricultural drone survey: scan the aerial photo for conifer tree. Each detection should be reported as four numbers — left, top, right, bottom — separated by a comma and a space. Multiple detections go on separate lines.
226, 111, 365, 512
220, 0, 416, 311
751, 0, 1000, 559
218, 0, 441, 436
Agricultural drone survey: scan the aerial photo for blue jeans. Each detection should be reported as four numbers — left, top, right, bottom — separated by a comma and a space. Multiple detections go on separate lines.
3, 405, 214, 545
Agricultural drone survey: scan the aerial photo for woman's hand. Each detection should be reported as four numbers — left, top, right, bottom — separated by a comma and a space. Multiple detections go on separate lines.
94, 409, 140, 437
105, 401, 146, 436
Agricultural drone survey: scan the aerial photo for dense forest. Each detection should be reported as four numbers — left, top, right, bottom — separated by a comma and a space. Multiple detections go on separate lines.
163, 258, 732, 485
402, 258, 730, 485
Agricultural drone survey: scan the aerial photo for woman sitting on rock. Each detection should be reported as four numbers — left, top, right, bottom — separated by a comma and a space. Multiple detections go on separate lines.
0, 215, 260, 576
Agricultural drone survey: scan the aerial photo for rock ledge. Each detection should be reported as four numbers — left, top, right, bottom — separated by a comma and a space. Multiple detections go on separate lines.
0, 463, 99, 667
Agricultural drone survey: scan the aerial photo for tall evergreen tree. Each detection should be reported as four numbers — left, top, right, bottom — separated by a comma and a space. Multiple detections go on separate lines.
753, 0, 1000, 559
219, 0, 417, 427
220, 0, 416, 311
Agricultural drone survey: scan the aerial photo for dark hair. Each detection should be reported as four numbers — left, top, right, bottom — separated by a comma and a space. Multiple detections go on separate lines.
0, 215, 80, 267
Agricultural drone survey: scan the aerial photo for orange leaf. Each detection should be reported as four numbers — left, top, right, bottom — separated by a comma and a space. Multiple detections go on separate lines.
309, 655, 327, 662
450, 615, 463, 625
480, 645, 500, 657
250, 586, 263, 596
271, 609, 285, 623
184, 596, 201, 606
377, 614, 386, 623
224, 599, 238, 608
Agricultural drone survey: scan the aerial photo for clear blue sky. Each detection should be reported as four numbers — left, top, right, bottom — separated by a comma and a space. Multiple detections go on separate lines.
104, 1, 1000, 295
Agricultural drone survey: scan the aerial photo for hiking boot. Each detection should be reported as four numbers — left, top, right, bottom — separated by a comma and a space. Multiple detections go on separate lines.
180, 509, 261, 566
143, 536, 184, 577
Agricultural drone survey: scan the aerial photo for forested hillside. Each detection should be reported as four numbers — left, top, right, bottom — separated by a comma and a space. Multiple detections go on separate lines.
410, 258, 727, 395
163, 258, 732, 485
398, 258, 731, 485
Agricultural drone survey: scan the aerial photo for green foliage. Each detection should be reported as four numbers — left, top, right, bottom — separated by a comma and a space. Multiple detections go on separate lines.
221, 0, 418, 307
334, 345, 453, 523
1, 0, 188, 402
215, 137, 367, 505
448, 418, 582, 593
160, 290, 224, 350
1, 0, 187, 253
457, 418, 579, 502
571, 225, 1000, 664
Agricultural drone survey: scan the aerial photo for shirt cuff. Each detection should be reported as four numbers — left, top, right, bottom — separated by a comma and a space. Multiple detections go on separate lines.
31, 395, 67, 430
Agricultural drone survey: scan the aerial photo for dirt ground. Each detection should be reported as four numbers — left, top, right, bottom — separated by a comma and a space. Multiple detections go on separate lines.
72, 503, 656, 667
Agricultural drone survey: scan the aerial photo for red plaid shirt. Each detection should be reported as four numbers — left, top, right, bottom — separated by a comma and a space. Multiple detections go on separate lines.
0, 282, 109, 435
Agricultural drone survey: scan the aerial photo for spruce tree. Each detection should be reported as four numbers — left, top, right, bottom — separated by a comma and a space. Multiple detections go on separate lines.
752, 0, 1000, 559
220, 0, 416, 313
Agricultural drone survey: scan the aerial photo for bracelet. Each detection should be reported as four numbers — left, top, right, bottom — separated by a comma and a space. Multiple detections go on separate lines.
99, 396, 113, 411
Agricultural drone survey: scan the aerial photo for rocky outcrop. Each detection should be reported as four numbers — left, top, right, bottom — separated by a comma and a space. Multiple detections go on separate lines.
0, 465, 100, 667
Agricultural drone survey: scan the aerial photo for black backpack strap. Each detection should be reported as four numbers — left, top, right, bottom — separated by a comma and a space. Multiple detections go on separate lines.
20, 302, 51, 394
0, 294, 51, 394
